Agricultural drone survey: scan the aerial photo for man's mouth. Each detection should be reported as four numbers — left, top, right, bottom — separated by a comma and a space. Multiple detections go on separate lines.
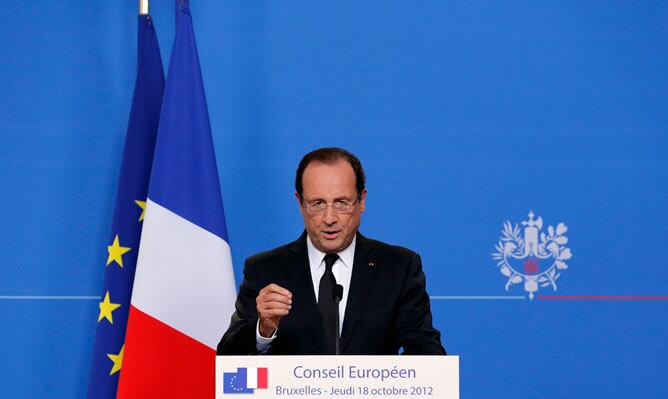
322, 230, 340, 240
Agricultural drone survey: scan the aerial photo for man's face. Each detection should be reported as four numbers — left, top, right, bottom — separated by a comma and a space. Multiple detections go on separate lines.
296, 160, 366, 253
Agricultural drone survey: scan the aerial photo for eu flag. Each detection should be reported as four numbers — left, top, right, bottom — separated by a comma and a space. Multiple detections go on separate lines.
223, 369, 254, 394
86, 14, 164, 399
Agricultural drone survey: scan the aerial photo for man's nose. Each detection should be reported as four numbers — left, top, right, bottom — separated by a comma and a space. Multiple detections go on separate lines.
322, 205, 337, 224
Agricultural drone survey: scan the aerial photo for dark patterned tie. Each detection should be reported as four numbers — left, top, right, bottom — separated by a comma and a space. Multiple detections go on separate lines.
318, 253, 339, 354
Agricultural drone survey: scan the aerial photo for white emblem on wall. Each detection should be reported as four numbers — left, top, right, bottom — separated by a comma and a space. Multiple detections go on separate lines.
492, 211, 572, 300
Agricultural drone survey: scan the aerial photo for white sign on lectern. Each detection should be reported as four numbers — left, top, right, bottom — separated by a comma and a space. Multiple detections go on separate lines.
216, 355, 459, 399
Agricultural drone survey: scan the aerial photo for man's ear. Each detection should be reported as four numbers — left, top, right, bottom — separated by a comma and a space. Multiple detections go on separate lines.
359, 188, 367, 213
295, 192, 305, 214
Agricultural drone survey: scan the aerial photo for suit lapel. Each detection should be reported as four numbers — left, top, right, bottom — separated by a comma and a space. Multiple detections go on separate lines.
340, 233, 377, 353
288, 232, 330, 354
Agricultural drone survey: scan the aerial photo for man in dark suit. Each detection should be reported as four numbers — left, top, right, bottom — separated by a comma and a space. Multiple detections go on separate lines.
217, 147, 445, 355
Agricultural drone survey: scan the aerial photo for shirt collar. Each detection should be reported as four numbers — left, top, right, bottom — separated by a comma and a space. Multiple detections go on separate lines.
306, 234, 356, 271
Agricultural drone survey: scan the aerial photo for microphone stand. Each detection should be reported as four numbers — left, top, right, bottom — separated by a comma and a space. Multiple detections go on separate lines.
334, 284, 344, 355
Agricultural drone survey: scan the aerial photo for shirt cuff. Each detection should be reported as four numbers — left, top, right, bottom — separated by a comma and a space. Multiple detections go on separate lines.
256, 319, 277, 353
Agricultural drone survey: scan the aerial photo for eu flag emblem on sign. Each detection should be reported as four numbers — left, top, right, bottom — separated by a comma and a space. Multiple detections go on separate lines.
223, 368, 268, 394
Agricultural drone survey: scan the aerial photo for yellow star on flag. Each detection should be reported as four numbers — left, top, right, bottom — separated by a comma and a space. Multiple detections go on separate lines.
97, 291, 121, 324
134, 200, 146, 222
107, 345, 124, 375
106, 235, 131, 267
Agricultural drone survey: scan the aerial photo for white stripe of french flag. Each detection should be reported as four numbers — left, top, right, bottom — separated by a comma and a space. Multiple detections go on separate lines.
246, 367, 268, 389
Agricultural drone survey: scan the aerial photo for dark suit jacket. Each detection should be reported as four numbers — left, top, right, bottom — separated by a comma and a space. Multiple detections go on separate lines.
217, 232, 446, 355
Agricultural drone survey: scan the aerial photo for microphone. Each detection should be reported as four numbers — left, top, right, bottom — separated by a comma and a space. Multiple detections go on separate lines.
333, 284, 344, 355
333, 284, 344, 302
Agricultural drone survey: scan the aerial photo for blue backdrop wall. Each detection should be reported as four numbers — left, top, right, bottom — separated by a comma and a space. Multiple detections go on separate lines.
1, 1, 667, 398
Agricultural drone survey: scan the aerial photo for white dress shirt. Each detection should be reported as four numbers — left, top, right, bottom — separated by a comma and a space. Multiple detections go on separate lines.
256, 235, 356, 352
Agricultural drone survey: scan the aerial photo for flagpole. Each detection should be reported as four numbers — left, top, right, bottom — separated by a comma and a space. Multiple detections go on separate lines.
139, 0, 149, 15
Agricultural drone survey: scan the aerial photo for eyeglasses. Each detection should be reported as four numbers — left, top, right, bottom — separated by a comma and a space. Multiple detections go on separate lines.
303, 198, 360, 215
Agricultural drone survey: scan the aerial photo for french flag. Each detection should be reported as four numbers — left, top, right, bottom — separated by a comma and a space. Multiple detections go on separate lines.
117, 2, 236, 398
244, 367, 269, 390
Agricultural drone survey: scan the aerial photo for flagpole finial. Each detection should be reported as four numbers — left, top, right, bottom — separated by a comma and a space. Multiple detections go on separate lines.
139, 0, 149, 15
